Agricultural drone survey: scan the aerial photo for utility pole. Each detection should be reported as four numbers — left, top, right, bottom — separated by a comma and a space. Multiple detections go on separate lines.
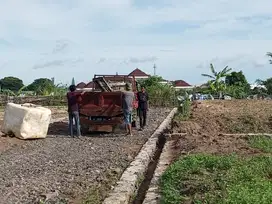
153, 64, 156, 76
51, 77, 55, 85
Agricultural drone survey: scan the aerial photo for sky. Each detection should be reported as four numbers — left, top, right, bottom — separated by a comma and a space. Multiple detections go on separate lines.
1, 0, 272, 85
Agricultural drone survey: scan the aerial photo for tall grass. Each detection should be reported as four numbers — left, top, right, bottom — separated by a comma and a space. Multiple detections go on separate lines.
146, 84, 178, 107
138, 76, 178, 107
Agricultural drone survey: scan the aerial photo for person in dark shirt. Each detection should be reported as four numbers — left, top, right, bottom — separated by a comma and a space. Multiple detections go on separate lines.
137, 86, 149, 130
67, 85, 85, 137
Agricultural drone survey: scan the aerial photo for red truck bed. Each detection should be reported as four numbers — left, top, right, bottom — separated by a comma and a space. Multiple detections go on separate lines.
77, 75, 138, 132
79, 91, 124, 132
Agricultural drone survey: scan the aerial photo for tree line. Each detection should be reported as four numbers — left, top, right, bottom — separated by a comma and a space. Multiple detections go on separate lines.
0, 77, 68, 96
0, 72, 270, 100
200, 64, 269, 99
1, 52, 272, 100
140, 52, 272, 102
199, 52, 272, 98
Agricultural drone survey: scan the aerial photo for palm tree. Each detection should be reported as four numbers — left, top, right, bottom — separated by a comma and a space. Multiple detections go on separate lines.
201, 63, 232, 98
53, 83, 68, 96
16, 85, 27, 96
266, 52, 272, 64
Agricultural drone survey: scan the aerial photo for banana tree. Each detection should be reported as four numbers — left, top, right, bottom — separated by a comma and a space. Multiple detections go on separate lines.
1, 89, 16, 96
53, 83, 68, 96
38, 83, 67, 96
202, 63, 232, 99
1, 86, 27, 96
16, 85, 27, 96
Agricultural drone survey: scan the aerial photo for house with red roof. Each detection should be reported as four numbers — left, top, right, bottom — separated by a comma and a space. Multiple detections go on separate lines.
76, 68, 195, 91
76, 81, 98, 90
159, 78, 172, 85
173, 80, 193, 90
128, 68, 150, 80
76, 82, 86, 89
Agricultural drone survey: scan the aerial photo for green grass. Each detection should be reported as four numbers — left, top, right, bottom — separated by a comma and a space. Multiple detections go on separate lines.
175, 99, 191, 121
160, 154, 272, 204
83, 168, 122, 204
248, 135, 272, 153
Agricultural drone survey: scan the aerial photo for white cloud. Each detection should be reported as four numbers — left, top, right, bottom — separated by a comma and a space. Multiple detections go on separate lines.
0, 0, 272, 85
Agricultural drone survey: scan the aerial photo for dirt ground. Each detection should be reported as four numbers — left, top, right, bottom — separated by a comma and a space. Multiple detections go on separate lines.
0, 107, 171, 204
0, 107, 68, 153
171, 100, 272, 158
161, 100, 272, 204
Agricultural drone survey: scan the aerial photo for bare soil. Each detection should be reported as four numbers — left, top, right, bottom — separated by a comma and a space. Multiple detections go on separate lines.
0, 107, 171, 204
0, 107, 67, 153
161, 100, 272, 204
170, 100, 272, 159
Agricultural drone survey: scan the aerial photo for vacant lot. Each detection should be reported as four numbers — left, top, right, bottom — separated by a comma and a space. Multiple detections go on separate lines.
161, 100, 272, 204
0, 106, 171, 204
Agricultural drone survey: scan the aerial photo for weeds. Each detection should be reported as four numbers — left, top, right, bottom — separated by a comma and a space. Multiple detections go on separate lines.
160, 154, 272, 204
0, 95, 66, 106
248, 135, 272, 153
176, 98, 191, 121
83, 168, 122, 204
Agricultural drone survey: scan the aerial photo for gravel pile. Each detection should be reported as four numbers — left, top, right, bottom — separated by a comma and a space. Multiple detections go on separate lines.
0, 107, 171, 204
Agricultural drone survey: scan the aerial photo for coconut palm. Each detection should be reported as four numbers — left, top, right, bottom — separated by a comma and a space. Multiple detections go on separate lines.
201, 63, 232, 98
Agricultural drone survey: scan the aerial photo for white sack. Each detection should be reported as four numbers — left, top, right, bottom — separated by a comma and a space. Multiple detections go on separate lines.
1, 103, 51, 139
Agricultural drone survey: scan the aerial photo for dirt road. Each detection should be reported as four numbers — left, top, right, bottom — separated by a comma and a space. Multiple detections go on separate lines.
0, 107, 171, 204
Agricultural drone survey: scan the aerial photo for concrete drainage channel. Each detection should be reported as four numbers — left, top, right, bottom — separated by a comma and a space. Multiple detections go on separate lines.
142, 133, 182, 203
103, 108, 177, 204
132, 133, 167, 204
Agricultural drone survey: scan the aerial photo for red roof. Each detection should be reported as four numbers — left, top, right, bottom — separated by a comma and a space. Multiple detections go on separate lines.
128, 68, 150, 77
173, 80, 191, 87
76, 82, 86, 88
85, 81, 96, 88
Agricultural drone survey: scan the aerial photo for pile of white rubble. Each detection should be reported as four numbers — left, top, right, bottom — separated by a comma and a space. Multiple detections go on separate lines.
1, 103, 51, 139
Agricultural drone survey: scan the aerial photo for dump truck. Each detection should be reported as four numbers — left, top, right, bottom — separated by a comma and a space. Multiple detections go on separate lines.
77, 75, 138, 133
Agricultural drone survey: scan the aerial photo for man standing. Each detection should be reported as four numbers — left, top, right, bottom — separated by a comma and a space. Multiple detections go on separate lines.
137, 86, 149, 130
67, 85, 85, 137
122, 83, 135, 136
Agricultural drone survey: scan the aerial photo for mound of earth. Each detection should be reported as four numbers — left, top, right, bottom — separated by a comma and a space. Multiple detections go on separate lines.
171, 100, 272, 157
173, 100, 272, 135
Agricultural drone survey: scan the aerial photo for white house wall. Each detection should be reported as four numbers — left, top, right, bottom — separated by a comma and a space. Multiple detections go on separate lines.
134, 76, 149, 80
174, 86, 193, 89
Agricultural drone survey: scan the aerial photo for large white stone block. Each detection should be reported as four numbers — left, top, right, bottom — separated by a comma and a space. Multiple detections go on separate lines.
1, 103, 52, 139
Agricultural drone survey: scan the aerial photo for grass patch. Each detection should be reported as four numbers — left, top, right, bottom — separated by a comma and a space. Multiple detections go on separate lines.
175, 99, 191, 121
248, 135, 272, 153
83, 168, 122, 204
160, 154, 272, 204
